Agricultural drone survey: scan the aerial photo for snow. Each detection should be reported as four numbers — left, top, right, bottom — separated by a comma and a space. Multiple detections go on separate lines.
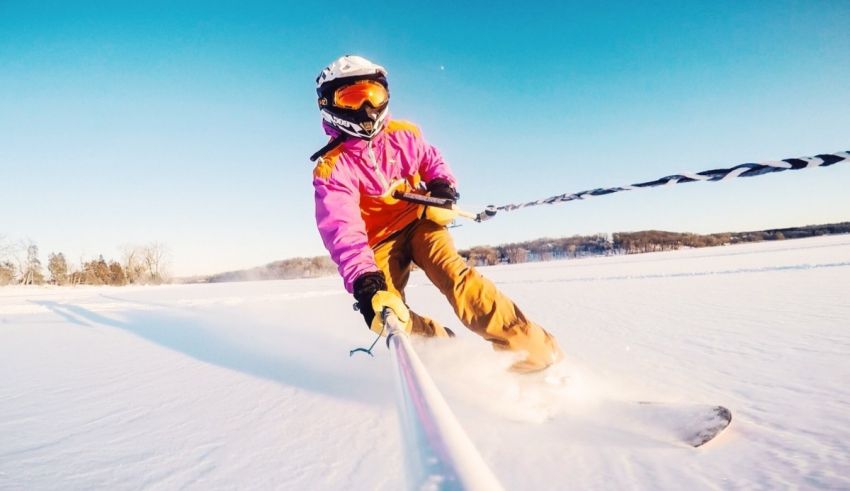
2, 234, 849, 490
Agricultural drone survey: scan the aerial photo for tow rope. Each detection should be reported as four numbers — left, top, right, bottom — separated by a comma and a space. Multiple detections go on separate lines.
398, 150, 849, 222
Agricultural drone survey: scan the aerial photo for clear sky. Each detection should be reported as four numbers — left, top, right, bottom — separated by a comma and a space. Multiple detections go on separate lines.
2, 1, 849, 277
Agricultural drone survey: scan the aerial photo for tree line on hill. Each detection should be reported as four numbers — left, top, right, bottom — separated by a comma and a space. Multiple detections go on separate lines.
0, 238, 169, 286
458, 222, 850, 266
4, 222, 847, 286
205, 256, 337, 283
203, 221, 849, 281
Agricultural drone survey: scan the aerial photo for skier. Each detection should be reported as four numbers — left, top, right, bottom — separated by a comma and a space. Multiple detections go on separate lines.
311, 55, 563, 373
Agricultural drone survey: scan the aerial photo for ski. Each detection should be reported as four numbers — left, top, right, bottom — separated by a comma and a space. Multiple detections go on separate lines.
634, 402, 732, 447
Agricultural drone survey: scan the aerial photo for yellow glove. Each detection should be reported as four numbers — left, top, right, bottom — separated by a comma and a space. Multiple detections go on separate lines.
370, 290, 412, 335
424, 205, 459, 226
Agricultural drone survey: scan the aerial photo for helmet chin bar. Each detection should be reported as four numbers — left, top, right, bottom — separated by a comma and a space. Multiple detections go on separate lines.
321, 106, 388, 140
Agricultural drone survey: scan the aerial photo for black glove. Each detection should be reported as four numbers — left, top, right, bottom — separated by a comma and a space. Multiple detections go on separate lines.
352, 271, 387, 327
426, 179, 459, 203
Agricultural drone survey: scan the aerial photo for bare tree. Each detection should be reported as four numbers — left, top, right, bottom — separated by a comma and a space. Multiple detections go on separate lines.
0, 235, 15, 285
120, 242, 170, 284
142, 242, 169, 284
20, 242, 45, 285
505, 247, 529, 264
74, 254, 88, 286
121, 245, 146, 284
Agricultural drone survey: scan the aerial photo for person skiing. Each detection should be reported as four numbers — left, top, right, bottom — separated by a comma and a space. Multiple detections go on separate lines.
311, 55, 563, 372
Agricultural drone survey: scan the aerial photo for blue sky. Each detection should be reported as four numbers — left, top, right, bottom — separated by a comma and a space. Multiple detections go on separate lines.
2, 1, 849, 276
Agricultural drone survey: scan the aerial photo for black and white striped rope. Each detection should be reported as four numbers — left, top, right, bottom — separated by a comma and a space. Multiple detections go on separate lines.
473, 150, 850, 222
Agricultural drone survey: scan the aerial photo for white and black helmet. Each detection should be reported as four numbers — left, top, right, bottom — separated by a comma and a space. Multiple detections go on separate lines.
316, 55, 389, 140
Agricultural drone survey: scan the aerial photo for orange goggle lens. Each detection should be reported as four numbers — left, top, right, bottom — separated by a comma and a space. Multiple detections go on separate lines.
333, 81, 389, 110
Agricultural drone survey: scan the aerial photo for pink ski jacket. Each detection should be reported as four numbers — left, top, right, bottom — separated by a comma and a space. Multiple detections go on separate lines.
312, 119, 457, 292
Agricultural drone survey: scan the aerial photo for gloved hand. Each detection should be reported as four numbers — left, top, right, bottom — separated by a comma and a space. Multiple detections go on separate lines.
426, 179, 459, 201
424, 205, 458, 226
352, 271, 411, 335
369, 291, 410, 334
424, 179, 460, 226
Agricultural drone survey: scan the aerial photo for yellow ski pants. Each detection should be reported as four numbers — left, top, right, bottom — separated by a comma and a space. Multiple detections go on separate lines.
372, 218, 562, 372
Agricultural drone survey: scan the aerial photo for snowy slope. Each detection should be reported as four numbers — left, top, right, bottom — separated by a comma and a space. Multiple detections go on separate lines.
2, 235, 849, 490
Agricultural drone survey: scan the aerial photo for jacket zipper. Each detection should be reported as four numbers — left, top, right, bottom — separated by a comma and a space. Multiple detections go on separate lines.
367, 139, 390, 192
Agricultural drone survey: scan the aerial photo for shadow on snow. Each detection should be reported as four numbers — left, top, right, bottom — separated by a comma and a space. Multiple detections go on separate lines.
31, 299, 391, 406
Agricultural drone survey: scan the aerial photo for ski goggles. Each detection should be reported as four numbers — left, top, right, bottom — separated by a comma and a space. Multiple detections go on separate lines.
333, 80, 389, 110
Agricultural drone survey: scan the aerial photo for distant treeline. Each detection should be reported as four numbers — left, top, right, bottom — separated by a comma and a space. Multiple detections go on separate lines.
200, 221, 850, 282
205, 256, 337, 283
6, 222, 847, 286
459, 222, 850, 266
0, 239, 169, 287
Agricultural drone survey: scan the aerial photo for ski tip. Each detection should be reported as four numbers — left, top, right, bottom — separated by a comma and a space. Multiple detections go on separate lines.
689, 405, 732, 448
